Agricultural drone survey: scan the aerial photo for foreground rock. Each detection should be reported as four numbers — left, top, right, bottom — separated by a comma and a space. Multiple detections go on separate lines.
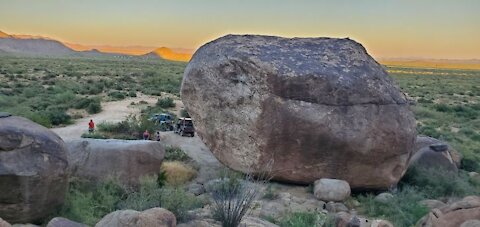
0, 116, 68, 223
66, 139, 165, 186
46, 217, 87, 227
314, 178, 351, 202
410, 136, 461, 172
181, 35, 416, 189
417, 196, 480, 227
95, 208, 176, 227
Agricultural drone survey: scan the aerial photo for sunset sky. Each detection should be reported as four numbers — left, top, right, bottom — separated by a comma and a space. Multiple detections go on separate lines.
1, 0, 479, 59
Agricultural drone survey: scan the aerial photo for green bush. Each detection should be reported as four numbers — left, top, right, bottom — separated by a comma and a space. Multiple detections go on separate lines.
58, 180, 125, 226
81, 132, 107, 139
156, 97, 175, 108
165, 146, 191, 162
87, 100, 102, 114
45, 109, 72, 125
108, 91, 126, 100
400, 166, 479, 198
119, 177, 204, 222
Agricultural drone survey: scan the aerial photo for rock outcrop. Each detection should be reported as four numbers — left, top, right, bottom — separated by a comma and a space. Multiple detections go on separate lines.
181, 34, 416, 189
66, 139, 165, 186
95, 208, 176, 227
0, 116, 68, 223
410, 136, 461, 172
417, 196, 480, 227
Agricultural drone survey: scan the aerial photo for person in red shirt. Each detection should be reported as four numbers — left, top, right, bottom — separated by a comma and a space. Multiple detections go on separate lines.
143, 130, 150, 140
88, 119, 95, 133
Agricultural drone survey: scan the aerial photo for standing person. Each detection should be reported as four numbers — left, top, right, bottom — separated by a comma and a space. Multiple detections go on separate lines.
143, 130, 150, 140
88, 119, 95, 133
155, 131, 161, 141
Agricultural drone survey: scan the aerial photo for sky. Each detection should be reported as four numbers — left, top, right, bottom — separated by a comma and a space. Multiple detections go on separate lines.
0, 0, 479, 59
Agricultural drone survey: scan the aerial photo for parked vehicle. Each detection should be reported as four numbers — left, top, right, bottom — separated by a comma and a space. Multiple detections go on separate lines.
174, 118, 195, 137
149, 113, 174, 131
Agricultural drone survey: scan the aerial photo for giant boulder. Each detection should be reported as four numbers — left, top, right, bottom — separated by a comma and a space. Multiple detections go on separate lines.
0, 115, 68, 223
66, 139, 165, 186
181, 35, 416, 189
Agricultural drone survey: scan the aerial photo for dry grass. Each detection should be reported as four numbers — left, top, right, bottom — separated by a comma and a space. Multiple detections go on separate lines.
161, 161, 197, 186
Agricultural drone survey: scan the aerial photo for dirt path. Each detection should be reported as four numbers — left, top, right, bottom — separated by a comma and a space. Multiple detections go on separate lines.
52, 94, 158, 141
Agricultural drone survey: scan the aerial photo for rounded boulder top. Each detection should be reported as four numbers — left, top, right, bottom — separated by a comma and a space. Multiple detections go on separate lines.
181, 34, 416, 189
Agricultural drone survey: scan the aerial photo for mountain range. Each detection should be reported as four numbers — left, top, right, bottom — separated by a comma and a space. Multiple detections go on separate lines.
0, 30, 193, 62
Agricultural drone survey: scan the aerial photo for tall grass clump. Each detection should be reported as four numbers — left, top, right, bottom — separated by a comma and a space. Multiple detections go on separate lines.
211, 169, 271, 227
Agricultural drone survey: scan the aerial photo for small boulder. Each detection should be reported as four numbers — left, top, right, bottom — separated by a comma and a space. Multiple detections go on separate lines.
335, 212, 369, 227
371, 219, 394, 227
374, 193, 394, 204
325, 202, 349, 213
0, 116, 68, 223
46, 217, 87, 227
314, 179, 351, 202
410, 136, 461, 172
95, 208, 176, 227
66, 139, 165, 186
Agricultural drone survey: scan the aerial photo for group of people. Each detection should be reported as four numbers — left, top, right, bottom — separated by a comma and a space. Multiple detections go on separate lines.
88, 119, 161, 141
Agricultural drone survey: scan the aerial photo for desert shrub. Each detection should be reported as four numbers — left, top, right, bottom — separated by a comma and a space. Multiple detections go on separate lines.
58, 180, 125, 226
156, 97, 175, 108
158, 187, 205, 222
81, 132, 107, 139
97, 115, 157, 139
357, 187, 429, 227
120, 177, 205, 222
165, 146, 191, 162
161, 161, 197, 186
73, 97, 93, 109
462, 155, 480, 172
45, 109, 72, 125
86, 100, 102, 114
211, 170, 270, 227
128, 91, 137, 97
278, 212, 333, 227
108, 91, 126, 100
400, 166, 479, 198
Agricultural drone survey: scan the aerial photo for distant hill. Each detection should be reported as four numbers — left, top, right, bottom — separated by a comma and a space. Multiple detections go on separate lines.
0, 30, 192, 61
0, 36, 75, 56
147, 47, 192, 62
0, 31, 11, 38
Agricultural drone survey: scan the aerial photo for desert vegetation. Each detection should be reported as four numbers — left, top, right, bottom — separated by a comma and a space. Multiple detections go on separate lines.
0, 55, 185, 127
389, 66, 480, 172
